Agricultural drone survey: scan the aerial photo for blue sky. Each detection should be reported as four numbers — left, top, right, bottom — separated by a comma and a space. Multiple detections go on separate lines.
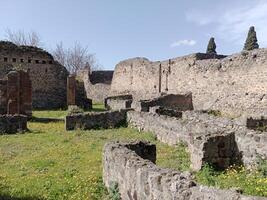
0, 0, 267, 69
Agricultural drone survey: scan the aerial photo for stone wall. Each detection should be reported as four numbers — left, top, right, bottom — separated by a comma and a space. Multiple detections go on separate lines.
103, 141, 266, 200
105, 94, 133, 110
111, 49, 267, 116
0, 70, 32, 117
77, 69, 114, 103
67, 75, 92, 110
0, 41, 68, 109
0, 114, 27, 134
133, 93, 193, 112
127, 110, 266, 170
65, 110, 128, 130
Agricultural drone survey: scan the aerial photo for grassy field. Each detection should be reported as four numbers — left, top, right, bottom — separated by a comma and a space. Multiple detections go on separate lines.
0, 106, 266, 199
0, 107, 190, 200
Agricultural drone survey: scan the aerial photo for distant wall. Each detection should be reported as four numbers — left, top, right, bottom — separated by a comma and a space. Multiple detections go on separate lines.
0, 41, 68, 109
77, 70, 114, 103
111, 50, 267, 116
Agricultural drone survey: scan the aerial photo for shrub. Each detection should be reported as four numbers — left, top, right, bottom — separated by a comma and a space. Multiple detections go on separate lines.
206, 37, 217, 54
244, 26, 259, 51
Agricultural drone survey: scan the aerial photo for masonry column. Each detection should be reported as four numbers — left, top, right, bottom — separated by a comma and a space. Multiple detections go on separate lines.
67, 75, 76, 106
19, 71, 32, 117
7, 71, 20, 114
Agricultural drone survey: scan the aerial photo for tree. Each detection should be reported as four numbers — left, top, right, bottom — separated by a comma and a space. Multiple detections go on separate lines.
53, 42, 99, 73
244, 26, 259, 51
206, 37, 217, 54
5, 29, 42, 47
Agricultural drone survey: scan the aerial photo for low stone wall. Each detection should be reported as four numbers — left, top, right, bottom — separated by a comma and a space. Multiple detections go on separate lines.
127, 110, 266, 170
65, 110, 128, 130
103, 141, 265, 200
0, 114, 27, 134
105, 95, 133, 110
149, 106, 182, 118
133, 93, 193, 112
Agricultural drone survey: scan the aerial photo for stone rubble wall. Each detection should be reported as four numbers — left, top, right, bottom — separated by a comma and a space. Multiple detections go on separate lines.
111, 50, 267, 116
0, 70, 32, 117
0, 114, 27, 134
105, 94, 133, 110
132, 93, 194, 112
127, 110, 266, 170
65, 110, 128, 130
77, 69, 113, 103
67, 75, 92, 110
103, 141, 266, 200
0, 41, 68, 109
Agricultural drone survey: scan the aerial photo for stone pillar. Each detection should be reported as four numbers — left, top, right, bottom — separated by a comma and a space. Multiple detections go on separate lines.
67, 75, 76, 106
19, 71, 32, 117
0, 79, 7, 114
7, 71, 20, 114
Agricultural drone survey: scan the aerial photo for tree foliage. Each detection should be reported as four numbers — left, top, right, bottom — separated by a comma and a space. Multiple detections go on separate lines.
206, 37, 217, 54
244, 26, 259, 51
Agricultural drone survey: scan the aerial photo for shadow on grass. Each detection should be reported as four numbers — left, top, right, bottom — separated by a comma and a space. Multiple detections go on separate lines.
0, 194, 44, 200
29, 117, 64, 123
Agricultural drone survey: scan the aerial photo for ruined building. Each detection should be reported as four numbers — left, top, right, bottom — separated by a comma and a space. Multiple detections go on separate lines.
0, 41, 69, 109
67, 75, 92, 109
0, 70, 32, 116
77, 69, 113, 103
110, 50, 267, 116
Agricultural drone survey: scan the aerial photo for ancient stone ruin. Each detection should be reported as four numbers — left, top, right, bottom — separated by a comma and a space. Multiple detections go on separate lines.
103, 141, 266, 200
77, 69, 114, 103
0, 41, 69, 109
67, 75, 92, 110
0, 70, 31, 134
110, 50, 267, 116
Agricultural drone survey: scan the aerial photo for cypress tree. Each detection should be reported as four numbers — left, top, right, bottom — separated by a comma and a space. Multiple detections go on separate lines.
244, 26, 259, 51
206, 37, 217, 54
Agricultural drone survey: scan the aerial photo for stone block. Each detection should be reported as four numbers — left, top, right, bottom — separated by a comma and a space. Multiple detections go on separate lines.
0, 114, 27, 134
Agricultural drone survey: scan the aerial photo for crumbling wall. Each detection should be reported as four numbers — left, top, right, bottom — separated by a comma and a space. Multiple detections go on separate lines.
133, 93, 193, 112
0, 41, 68, 109
105, 94, 133, 110
65, 110, 128, 130
127, 110, 266, 170
77, 69, 113, 103
0, 70, 32, 117
103, 141, 265, 200
111, 50, 267, 116
67, 75, 92, 109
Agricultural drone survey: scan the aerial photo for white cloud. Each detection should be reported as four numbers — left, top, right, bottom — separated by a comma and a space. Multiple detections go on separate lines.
170, 39, 196, 47
186, 0, 267, 46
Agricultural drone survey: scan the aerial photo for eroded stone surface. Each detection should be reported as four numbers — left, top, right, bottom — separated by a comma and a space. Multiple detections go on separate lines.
103, 141, 266, 200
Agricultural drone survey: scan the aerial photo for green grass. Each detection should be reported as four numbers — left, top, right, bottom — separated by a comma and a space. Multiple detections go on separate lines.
0, 110, 189, 200
196, 164, 267, 197
1, 109, 266, 199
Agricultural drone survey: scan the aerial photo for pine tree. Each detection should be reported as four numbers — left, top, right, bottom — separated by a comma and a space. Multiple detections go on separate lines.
244, 26, 259, 51
206, 37, 217, 54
